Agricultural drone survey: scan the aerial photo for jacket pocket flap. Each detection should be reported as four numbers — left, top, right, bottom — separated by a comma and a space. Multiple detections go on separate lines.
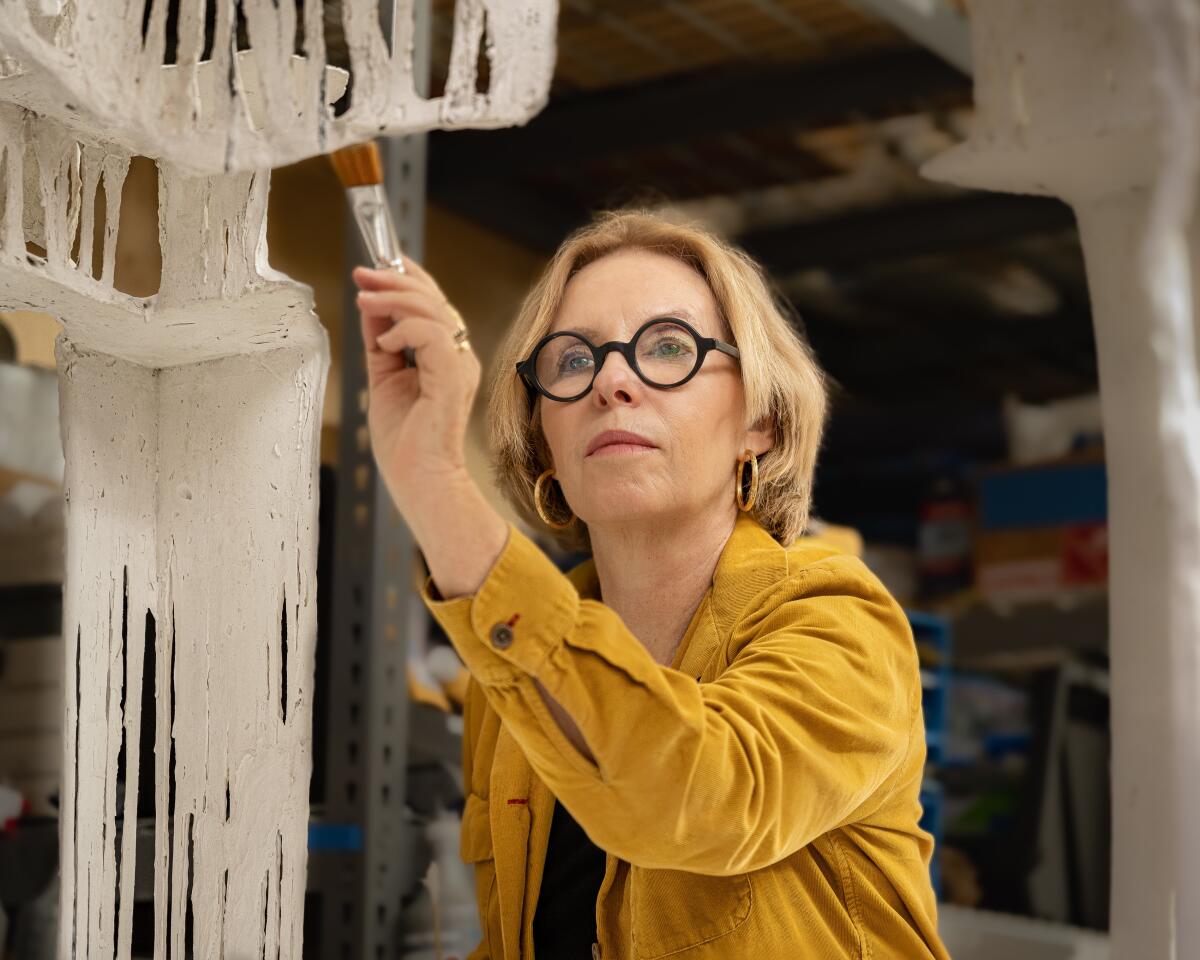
460, 792, 493, 863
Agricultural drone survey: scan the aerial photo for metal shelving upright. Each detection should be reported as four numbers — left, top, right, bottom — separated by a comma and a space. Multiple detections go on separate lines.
308, 3, 434, 958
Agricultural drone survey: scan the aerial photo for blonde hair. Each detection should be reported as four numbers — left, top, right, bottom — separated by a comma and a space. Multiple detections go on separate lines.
487, 209, 828, 549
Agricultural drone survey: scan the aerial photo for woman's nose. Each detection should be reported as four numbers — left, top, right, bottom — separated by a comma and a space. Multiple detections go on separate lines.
590, 351, 641, 406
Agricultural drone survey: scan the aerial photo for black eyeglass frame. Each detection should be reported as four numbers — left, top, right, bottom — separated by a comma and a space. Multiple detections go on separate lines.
515, 316, 741, 403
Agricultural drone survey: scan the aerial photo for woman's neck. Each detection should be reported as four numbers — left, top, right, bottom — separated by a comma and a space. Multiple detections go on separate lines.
588, 509, 737, 666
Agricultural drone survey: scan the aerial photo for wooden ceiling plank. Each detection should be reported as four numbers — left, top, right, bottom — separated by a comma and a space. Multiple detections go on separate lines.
429, 48, 969, 183
561, 0, 689, 67
741, 0, 824, 46
844, 0, 972, 74
660, 0, 756, 58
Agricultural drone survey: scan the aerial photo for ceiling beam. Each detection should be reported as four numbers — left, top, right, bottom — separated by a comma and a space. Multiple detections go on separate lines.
429, 178, 584, 254
739, 193, 1077, 275
428, 184, 1077, 266
428, 47, 969, 185
846, 0, 973, 75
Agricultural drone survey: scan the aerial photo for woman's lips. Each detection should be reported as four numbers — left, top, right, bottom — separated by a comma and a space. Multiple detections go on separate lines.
585, 430, 657, 456
588, 442, 656, 457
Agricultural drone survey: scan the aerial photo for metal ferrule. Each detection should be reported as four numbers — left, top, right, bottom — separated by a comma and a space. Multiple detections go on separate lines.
347, 184, 404, 270
346, 183, 415, 365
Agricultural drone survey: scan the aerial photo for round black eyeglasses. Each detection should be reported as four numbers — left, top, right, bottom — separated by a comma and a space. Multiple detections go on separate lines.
515, 317, 741, 403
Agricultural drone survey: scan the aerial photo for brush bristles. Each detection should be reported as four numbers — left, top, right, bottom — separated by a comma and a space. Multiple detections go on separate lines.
330, 141, 384, 188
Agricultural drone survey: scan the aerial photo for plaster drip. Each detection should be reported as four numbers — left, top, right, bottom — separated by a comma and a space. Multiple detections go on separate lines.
76, 146, 100, 281
0, 105, 26, 256
98, 153, 129, 288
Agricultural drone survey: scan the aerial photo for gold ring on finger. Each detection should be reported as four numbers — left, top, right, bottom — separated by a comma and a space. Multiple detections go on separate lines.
445, 303, 471, 351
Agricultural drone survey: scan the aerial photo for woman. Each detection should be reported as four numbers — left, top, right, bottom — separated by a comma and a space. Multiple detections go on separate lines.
353, 211, 949, 960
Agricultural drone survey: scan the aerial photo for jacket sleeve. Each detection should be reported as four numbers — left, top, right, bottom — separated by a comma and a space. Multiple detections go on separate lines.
424, 522, 922, 877
458, 679, 492, 960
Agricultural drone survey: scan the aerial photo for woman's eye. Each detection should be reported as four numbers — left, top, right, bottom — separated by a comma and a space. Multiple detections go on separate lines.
649, 338, 689, 356
559, 351, 593, 373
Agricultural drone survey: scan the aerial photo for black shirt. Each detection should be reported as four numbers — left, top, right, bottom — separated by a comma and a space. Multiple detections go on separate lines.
532, 799, 607, 958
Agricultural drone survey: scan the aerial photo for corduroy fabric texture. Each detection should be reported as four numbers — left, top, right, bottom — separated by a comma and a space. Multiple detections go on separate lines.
423, 512, 950, 960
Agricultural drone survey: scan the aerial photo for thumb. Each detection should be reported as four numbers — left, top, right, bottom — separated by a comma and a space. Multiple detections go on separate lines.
359, 309, 413, 390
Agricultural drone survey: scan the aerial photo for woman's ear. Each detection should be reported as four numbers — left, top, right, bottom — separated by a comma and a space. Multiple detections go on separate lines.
745, 415, 775, 457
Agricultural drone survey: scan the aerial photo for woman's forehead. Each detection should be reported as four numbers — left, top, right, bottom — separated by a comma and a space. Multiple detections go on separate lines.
551, 250, 718, 336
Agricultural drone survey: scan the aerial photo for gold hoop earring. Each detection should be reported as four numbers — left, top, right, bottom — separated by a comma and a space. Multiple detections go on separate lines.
736, 450, 759, 512
534, 468, 575, 529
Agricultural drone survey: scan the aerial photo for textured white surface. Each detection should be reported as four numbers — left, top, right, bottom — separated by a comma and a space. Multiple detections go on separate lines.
0, 4, 558, 959
56, 341, 324, 960
0, 0, 557, 176
1, 107, 332, 954
927, 1, 1200, 956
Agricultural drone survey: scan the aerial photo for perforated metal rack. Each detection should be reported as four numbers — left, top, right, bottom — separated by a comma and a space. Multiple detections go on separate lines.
306, 4, 435, 958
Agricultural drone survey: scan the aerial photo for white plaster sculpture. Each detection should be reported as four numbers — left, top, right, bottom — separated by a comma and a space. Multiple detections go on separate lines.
0, 0, 556, 175
925, 1, 1200, 955
0, 3, 556, 959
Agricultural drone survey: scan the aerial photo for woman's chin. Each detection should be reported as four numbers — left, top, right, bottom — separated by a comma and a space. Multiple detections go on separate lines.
577, 496, 674, 529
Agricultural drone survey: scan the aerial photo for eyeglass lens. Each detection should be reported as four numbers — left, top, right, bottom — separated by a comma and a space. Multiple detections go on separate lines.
534, 320, 700, 399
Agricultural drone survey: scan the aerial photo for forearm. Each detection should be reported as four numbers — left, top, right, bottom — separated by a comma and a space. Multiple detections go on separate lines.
393, 469, 509, 600
393, 467, 590, 759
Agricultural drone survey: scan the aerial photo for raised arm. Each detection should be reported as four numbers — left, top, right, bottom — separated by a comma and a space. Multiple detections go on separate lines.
424, 522, 922, 876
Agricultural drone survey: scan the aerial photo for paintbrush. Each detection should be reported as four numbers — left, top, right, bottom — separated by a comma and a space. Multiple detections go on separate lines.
330, 140, 418, 368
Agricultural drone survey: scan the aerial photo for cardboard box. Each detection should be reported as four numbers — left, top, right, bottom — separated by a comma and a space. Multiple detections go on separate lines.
975, 455, 1108, 602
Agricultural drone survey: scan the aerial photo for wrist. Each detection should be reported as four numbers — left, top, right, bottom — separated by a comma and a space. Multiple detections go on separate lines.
398, 473, 509, 600
383, 460, 472, 517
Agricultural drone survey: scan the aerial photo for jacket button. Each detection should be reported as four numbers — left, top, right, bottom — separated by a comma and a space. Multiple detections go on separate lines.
591, 944, 600, 960
490, 622, 515, 649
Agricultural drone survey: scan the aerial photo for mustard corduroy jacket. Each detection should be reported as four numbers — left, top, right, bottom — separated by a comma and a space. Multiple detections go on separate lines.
422, 512, 950, 960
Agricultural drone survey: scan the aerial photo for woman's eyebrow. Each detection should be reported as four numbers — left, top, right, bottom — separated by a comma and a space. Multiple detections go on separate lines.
640, 308, 699, 327
556, 310, 701, 340
563, 324, 603, 340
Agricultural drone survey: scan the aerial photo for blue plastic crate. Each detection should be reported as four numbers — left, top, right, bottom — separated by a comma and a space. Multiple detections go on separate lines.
907, 609, 951, 897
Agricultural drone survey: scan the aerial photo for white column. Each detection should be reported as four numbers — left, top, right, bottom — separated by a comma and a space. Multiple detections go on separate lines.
925, 1, 1200, 955
0, 106, 329, 960
56, 340, 325, 960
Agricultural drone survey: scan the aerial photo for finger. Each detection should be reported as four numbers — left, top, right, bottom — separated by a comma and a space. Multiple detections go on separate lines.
352, 265, 422, 293
360, 307, 398, 356
392, 255, 448, 305
397, 254, 439, 290
376, 315, 462, 371
359, 290, 467, 348
360, 308, 415, 388
353, 264, 440, 300
375, 320, 481, 402
356, 289, 441, 330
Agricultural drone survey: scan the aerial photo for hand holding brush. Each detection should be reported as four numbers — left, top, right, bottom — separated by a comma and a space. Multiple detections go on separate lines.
330, 142, 481, 520
330, 141, 472, 369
